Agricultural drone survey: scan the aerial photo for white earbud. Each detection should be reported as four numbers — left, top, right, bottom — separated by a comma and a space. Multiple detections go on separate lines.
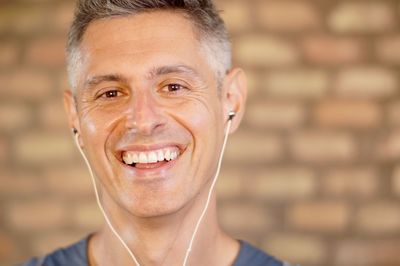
228, 111, 236, 121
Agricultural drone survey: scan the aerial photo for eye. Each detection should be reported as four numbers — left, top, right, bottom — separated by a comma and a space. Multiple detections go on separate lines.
161, 83, 189, 94
98, 89, 122, 99
167, 84, 182, 92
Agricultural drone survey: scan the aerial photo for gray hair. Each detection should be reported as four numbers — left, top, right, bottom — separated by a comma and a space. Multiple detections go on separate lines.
66, 0, 232, 92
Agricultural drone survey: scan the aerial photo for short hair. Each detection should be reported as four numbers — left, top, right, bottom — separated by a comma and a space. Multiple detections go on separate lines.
66, 0, 231, 92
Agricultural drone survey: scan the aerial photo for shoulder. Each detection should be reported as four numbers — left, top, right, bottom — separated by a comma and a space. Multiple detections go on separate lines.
233, 240, 284, 266
17, 237, 89, 266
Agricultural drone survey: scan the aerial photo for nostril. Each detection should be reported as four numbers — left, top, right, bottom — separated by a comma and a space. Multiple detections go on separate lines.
124, 119, 166, 136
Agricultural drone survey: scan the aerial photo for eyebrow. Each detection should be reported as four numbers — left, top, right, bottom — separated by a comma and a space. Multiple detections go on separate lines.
147, 65, 201, 80
84, 64, 202, 89
85, 74, 128, 88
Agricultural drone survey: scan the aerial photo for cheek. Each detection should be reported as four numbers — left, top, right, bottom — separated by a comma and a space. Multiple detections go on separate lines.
175, 98, 219, 137
174, 97, 223, 158
78, 104, 125, 156
180, 92, 221, 126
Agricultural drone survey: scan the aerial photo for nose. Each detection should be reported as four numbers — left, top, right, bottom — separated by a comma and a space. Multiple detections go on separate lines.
124, 91, 166, 135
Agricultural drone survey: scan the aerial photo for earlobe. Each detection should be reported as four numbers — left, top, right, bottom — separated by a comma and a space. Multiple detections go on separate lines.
223, 68, 247, 133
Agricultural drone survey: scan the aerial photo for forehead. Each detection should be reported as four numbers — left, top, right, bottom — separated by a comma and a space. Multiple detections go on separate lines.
79, 11, 212, 84
82, 10, 199, 50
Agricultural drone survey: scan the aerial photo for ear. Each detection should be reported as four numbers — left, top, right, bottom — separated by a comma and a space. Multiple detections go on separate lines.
222, 67, 247, 133
63, 90, 83, 147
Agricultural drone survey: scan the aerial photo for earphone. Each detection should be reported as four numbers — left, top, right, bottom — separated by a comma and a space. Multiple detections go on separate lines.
73, 111, 236, 266
228, 110, 236, 121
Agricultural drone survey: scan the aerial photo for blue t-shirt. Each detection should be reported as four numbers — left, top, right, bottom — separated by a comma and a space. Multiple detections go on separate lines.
19, 236, 285, 266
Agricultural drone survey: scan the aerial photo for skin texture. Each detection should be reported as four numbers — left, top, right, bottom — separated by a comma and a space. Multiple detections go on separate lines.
64, 10, 247, 266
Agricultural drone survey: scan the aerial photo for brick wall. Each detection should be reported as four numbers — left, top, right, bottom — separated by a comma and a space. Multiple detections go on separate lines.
1, 0, 399, 265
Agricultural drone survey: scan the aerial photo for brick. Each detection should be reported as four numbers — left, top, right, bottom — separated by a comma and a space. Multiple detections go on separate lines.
334, 66, 397, 98
303, 35, 365, 65
225, 131, 283, 163
7, 200, 68, 231
39, 99, 69, 130
44, 166, 94, 197
0, 40, 19, 67
49, 2, 75, 32
216, 1, 252, 32
264, 69, 329, 99
336, 240, 400, 265
356, 202, 400, 234
392, 165, 400, 196
263, 234, 326, 264
0, 5, 49, 35
250, 168, 316, 200
18, 0, 53, 2
290, 131, 356, 162
15, 132, 75, 164
0, 69, 53, 100
376, 35, 400, 64
256, 1, 320, 31
329, 2, 395, 33
287, 201, 349, 232
376, 129, 400, 160
0, 137, 7, 164
323, 168, 378, 197
71, 202, 103, 229
314, 101, 381, 129
26, 36, 66, 67
0, 231, 17, 259
0, 102, 31, 132
235, 36, 299, 67
0, 171, 42, 196
388, 101, 400, 126
244, 72, 262, 96
246, 101, 305, 129
219, 203, 273, 233
216, 169, 243, 198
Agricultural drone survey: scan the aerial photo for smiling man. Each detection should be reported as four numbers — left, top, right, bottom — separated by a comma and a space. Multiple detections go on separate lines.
21, 1, 290, 266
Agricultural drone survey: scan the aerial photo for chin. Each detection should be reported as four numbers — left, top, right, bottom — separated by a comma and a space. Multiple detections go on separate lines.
118, 187, 191, 219
128, 201, 188, 219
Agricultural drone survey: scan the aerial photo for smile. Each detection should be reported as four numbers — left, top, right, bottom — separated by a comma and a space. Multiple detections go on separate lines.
121, 146, 181, 169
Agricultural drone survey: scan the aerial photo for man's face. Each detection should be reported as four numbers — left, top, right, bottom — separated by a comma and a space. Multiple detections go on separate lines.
65, 11, 235, 217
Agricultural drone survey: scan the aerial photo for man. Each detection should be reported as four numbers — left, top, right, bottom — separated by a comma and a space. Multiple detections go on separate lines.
21, 0, 292, 265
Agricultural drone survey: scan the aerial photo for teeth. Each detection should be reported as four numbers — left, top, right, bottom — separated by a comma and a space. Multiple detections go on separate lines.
123, 153, 133, 164
164, 150, 171, 161
122, 148, 180, 165
148, 152, 157, 163
157, 150, 164, 161
139, 153, 148, 163
133, 153, 139, 163
171, 151, 177, 160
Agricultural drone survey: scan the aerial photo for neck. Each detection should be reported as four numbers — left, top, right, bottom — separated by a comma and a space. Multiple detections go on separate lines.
88, 191, 239, 266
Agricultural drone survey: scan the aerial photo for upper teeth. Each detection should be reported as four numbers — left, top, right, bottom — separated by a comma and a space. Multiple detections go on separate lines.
122, 148, 180, 165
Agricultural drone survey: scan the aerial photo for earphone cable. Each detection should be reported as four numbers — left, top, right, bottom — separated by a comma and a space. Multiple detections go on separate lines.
74, 116, 233, 266
74, 134, 141, 266
182, 118, 232, 266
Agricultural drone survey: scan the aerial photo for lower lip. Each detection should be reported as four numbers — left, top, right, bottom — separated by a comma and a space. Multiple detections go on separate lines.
135, 161, 168, 169
118, 156, 180, 179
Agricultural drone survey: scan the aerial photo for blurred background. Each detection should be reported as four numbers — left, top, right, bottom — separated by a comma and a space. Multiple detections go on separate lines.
1, 0, 400, 265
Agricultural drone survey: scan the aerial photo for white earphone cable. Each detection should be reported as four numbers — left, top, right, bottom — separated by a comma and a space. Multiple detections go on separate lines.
74, 134, 141, 266
74, 116, 233, 266
182, 118, 232, 266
